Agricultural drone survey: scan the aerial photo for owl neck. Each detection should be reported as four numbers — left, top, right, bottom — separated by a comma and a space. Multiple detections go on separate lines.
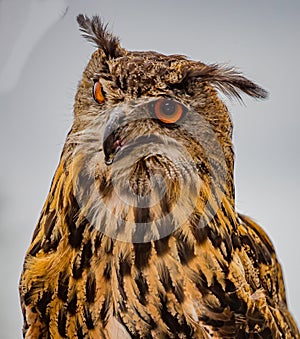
27, 154, 239, 286
34, 146, 238, 254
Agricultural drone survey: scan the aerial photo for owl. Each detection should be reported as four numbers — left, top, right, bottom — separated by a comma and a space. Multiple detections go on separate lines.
19, 14, 299, 338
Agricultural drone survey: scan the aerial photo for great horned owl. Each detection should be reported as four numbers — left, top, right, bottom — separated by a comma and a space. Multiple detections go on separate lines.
19, 15, 299, 338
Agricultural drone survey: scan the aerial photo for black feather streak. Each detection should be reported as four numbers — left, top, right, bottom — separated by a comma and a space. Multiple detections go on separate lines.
134, 243, 152, 269
86, 273, 96, 303
57, 272, 69, 302
154, 236, 170, 257
135, 272, 149, 305
67, 293, 77, 315
36, 291, 52, 317
57, 308, 67, 337
84, 307, 94, 329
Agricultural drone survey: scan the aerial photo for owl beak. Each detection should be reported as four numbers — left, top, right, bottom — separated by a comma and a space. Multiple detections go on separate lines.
103, 107, 125, 165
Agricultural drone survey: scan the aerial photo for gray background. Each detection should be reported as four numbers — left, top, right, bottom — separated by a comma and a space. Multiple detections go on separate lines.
0, 0, 299, 337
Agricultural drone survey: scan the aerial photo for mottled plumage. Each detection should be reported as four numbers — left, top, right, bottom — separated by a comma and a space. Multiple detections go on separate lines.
20, 15, 299, 338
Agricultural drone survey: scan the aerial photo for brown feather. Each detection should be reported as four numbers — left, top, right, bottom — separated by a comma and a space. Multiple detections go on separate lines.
19, 14, 299, 339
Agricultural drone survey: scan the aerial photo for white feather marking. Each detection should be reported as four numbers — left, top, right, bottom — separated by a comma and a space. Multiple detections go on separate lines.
106, 316, 132, 339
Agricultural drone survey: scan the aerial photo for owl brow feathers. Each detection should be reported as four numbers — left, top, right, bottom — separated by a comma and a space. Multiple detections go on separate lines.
77, 14, 124, 58
77, 14, 268, 101
184, 64, 268, 101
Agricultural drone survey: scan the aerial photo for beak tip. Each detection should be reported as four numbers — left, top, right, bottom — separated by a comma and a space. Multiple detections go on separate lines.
105, 157, 114, 166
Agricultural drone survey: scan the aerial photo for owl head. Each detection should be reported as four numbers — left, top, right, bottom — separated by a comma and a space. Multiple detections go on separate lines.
64, 15, 267, 243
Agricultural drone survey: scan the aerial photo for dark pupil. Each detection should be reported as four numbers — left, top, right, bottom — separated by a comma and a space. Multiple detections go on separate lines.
161, 100, 176, 115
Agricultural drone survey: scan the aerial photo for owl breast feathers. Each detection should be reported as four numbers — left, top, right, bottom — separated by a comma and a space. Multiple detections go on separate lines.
19, 14, 299, 338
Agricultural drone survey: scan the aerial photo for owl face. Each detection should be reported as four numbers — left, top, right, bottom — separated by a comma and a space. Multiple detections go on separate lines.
64, 15, 267, 243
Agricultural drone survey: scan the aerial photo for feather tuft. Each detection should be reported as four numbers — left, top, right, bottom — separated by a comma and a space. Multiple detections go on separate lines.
186, 63, 268, 102
77, 14, 124, 58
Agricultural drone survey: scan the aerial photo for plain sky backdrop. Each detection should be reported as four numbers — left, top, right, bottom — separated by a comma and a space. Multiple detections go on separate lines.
0, 1, 299, 337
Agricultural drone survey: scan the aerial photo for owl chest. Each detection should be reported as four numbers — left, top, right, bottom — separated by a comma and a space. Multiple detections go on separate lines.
68, 236, 225, 338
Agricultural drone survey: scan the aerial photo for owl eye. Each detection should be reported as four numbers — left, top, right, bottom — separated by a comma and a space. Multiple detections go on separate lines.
150, 98, 187, 124
93, 79, 105, 104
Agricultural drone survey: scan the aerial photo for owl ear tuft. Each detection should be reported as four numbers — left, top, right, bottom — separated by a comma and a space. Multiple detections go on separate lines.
77, 14, 124, 58
187, 64, 268, 101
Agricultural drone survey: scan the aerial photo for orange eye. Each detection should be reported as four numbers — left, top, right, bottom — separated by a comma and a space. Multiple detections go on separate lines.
93, 80, 105, 104
151, 98, 186, 124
